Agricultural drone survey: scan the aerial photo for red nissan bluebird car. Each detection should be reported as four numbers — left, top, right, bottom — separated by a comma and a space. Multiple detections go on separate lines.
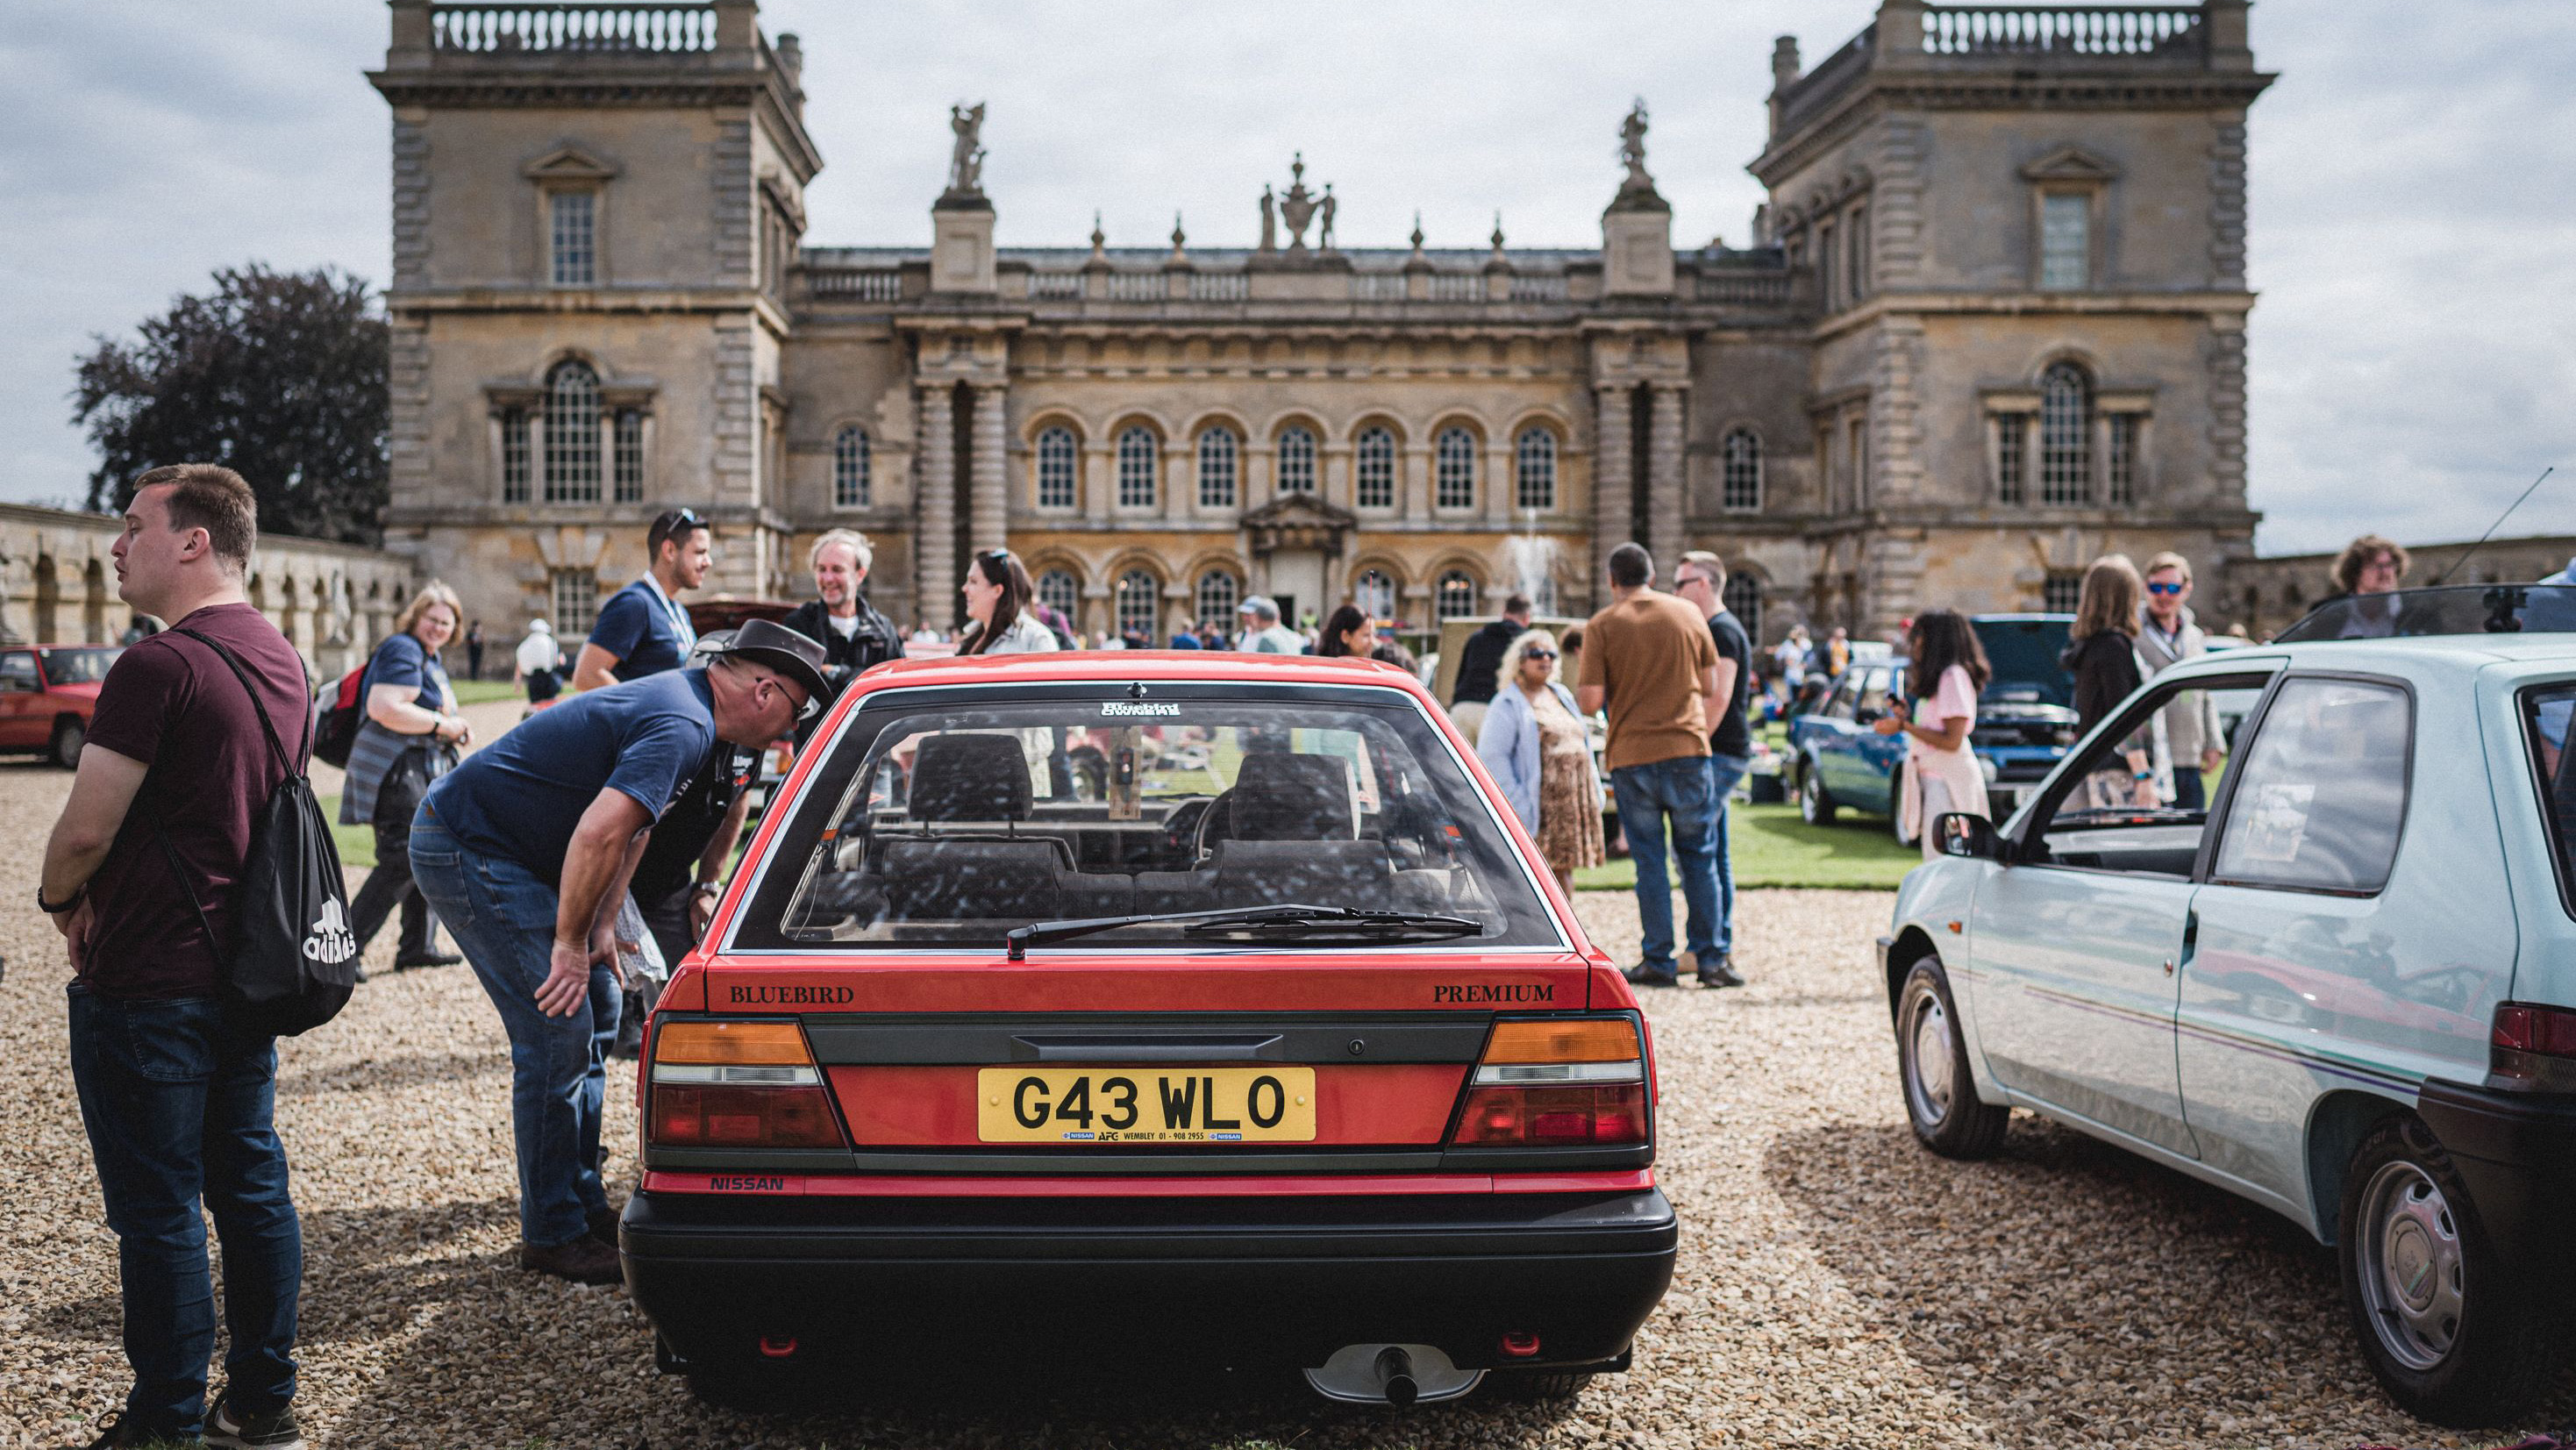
619, 651, 1677, 1405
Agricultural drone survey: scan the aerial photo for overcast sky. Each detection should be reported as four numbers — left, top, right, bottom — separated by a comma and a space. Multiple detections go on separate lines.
4, 1, 2572, 555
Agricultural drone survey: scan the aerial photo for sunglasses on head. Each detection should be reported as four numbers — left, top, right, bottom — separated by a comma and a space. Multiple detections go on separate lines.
2145, 582, 2185, 596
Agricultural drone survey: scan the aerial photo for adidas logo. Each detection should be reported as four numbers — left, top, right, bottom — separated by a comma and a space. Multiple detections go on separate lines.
303, 898, 359, 965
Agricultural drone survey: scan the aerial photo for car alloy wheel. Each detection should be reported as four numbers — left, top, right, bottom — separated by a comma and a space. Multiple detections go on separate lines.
2354, 1158, 2463, 1373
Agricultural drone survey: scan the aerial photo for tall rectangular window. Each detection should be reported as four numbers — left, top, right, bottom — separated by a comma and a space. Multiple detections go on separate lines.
1818, 220, 1837, 311
1036, 427, 1077, 509
1355, 428, 1395, 510
613, 409, 644, 502
1848, 418, 1869, 511
550, 568, 598, 638
551, 190, 596, 287
500, 408, 530, 503
2043, 570, 2084, 614
1995, 414, 2028, 504
1275, 427, 1317, 495
1117, 428, 1158, 509
2040, 193, 2089, 290
1196, 429, 1238, 509
2107, 414, 2138, 504
1847, 206, 1868, 300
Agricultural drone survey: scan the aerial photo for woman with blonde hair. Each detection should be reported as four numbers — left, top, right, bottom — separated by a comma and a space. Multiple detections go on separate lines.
1475, 629, 1604, 893
342, 579, 474, 971
2059, 554, 2159, 808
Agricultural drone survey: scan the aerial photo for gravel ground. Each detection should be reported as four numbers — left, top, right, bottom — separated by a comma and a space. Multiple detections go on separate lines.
2, 751, 2568, 1447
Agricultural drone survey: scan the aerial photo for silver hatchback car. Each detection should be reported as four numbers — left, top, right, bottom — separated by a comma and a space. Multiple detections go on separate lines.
1880, 586, 2576, 1426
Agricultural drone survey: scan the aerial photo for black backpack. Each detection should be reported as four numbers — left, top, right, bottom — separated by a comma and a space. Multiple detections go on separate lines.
154, 627, 357, 1037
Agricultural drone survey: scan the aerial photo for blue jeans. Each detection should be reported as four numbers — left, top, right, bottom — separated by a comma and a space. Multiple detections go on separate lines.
1611, 755, 1725, 977
2173, 765, 2208, 812
67, 986, 300, 1437
1706, 753, 1752, 957
408, 809, 619, 1247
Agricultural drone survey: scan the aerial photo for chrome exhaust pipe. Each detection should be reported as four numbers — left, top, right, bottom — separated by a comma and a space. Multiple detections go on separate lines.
1374, 1346, 1418, 1408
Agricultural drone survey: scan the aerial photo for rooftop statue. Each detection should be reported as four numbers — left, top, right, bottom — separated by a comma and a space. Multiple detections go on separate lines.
1259, 185, 1278, 253
1318, 185, 1338, 253
946, 102, 987, 198
1618, 98, 1656, 197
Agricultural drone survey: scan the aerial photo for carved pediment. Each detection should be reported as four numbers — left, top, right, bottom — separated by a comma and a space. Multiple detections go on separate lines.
522, 146, 621, 182
1242, 492, 1358, 555
2019, 146, 2121, 183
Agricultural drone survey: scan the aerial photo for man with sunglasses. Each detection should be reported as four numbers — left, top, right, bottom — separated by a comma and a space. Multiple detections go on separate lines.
574, 507, 708, 690
2137, 551, 2226, 811
410, 620, 829, 1283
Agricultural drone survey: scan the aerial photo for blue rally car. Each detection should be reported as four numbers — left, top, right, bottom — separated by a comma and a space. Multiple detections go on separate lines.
1788, 615, 2082, 843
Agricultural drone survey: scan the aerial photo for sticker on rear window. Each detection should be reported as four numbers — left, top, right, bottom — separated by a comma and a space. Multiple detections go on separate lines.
1101, 702, 1180, 717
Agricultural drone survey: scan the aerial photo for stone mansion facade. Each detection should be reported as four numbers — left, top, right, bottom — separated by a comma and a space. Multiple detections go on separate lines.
369, 0, 2272, 646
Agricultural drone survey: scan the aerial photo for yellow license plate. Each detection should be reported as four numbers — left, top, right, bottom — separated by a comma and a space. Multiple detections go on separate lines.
976, 1066, 1317, 1143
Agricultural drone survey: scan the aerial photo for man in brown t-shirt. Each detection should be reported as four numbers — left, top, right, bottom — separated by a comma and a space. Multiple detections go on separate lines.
39, 465, 307, 1447
1578, 542, 1724, 988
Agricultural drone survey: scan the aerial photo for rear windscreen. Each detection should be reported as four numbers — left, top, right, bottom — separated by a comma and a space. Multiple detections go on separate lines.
729, 685, 1561, 951
2521, 682, 2576, 918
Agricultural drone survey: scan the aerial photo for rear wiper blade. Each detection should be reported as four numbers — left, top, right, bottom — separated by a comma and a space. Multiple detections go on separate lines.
1005, 904, 1476, 960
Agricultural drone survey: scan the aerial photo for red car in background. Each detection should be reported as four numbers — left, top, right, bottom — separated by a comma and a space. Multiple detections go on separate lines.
619, 651, 1677, 1407
0, 644, 122, 768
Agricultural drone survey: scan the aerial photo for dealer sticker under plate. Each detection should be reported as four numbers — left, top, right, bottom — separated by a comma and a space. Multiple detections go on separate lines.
976, 1066, 1317, 1143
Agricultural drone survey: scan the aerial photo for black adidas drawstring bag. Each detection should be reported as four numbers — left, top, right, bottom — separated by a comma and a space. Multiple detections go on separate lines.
154, 627, 357, 1037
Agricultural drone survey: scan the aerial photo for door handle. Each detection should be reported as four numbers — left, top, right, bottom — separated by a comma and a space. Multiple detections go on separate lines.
2177, 908, 2201, 974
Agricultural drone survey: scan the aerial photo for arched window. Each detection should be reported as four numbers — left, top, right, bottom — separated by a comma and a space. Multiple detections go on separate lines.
1276, 425, 1317, 495
833, 425, 871, 509
1722, 428, 1764, 512
1195, 570, 1239, 626
1036, 568, 1079, 620
1435, 427, 1477, 511
1117, 426, 1159, 509
1117, 569, 1160, 640
1723, 573, 1763, 641
1036, 425, 1078, 510
1354, 568, 1397, 621
1435, 571, 1478, 621
543, 360, 601, 504
1355, 426, 1397, 510
2039, 363, 2093, 505
1196, 428, 1238, 509
1514, 428, 1557, 511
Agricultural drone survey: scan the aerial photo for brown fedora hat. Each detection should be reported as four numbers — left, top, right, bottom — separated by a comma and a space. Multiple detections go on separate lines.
708, 618, 834, 708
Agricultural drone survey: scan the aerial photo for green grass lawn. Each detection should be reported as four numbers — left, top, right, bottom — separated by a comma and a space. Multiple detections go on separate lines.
450, 678, 521, 704
1573, 800, 1918, 891
318, 795, 375, 870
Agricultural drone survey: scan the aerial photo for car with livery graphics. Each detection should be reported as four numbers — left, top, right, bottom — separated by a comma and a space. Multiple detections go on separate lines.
620, 650, 1677, 1407
1882, 586, 2576, 1426
1788, 614, 2080, 843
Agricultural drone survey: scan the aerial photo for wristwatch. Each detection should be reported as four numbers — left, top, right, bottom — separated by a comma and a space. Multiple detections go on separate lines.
39, 883, 83, 914
690, 881, 723, 897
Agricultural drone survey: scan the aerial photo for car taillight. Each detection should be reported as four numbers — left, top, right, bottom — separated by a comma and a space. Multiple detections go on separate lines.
1451, 1017, 1649, 1146
650, 1020, 844, 1148
2492, 1001, 2576, 1089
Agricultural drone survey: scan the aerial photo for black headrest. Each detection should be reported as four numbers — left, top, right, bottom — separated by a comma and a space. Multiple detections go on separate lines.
1229, 753, 1357, 840
909, 733, 1032, 823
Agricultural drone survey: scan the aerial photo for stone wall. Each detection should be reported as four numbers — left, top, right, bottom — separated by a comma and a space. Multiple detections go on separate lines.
0, 504, 418, 676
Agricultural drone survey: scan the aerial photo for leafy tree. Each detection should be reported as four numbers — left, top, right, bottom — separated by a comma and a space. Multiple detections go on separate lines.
73, 263, 389, 546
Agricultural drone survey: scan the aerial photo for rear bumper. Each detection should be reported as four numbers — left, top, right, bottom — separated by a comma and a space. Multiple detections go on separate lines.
621, 1185, 1677, 1372
2416, 1077, 2576, 1283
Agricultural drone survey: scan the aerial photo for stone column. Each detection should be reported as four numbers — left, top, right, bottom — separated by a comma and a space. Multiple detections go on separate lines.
1647, 383, 1688, 573
968, 382, 1009, 554
1592, 384, 1633, 597
915, 383, 956, 632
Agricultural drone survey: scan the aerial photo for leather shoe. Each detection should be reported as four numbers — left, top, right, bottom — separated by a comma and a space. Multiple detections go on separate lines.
520, 1234, 622, 1285
1622, 964, 1681, 988
1697, 955, 1746, 989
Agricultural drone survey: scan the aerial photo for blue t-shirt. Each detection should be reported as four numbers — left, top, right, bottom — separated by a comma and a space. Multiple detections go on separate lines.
589, 577, 696, 682
424, 668, 717, 887
366, 631, 447, 711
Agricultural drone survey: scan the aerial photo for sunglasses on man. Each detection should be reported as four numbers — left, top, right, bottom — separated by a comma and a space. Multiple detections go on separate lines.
2145, 581, 2186, 596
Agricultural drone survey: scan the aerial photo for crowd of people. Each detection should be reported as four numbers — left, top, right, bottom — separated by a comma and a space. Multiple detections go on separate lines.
27, 461, 2467, 1449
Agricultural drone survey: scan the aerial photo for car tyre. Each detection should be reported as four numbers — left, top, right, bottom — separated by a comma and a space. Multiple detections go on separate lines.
1895, 955, 2009, 1159
2337, 1117, 2562, 1427
49, 716, 84, 770
1797, 759, 1837, 825
1486, 1369, 1593, 1401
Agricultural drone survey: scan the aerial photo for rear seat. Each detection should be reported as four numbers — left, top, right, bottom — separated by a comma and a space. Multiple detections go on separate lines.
878, 734, 1131, 921
1138, 753, 1407, 914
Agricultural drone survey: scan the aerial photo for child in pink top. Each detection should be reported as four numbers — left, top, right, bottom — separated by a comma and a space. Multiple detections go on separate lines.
1873, 611, 1994, 857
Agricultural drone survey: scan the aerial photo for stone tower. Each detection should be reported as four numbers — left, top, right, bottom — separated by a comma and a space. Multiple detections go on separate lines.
367, 0, 820, 634
1748, 0, 2272, 635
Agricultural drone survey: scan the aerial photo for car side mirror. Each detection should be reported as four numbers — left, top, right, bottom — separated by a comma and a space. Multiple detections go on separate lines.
1853, 707, 1882, 725
1934, 812, 2001, 861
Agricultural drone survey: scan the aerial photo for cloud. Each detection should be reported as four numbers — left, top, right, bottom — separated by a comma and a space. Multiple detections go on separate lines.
4, 0, 2569, 559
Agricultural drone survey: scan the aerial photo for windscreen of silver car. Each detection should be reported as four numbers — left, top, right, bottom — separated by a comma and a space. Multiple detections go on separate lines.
761, 701, 1559, 947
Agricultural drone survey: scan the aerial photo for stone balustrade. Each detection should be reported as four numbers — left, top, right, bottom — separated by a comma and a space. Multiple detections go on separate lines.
1921, 5, 2204, 57
428, 4, 721, 54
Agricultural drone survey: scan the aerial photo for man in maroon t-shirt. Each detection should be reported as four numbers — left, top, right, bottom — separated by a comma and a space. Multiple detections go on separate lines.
40, 465, 308, 1449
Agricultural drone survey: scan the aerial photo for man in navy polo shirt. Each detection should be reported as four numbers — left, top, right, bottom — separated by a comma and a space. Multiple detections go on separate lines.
410, 621, 830, 1283
573, 507, 709, 689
